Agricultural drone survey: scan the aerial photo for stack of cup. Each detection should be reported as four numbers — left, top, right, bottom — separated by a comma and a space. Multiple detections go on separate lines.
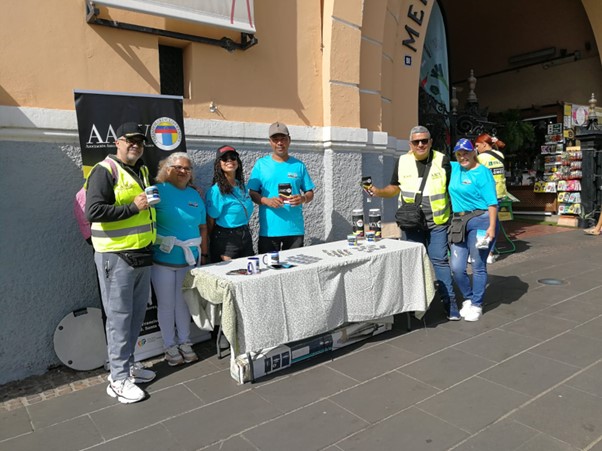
368, 208, 381, 240
352, 208, 364, 239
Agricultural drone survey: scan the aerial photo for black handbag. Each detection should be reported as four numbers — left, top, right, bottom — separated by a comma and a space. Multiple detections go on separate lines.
395, 160, 431, 231
395, 203, 427, 231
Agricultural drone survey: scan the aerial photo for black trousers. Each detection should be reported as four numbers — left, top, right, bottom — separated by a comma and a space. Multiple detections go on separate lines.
258, 235, 304, 253
210, 224, 254, 263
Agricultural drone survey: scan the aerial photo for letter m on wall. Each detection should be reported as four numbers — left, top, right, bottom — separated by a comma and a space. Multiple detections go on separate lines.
402, 25, 419, 52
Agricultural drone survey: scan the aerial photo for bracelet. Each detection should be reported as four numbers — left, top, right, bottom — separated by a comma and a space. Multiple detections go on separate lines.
201, 253, 209, 258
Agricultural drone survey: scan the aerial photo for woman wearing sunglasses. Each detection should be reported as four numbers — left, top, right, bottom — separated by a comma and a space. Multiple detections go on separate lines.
206, 146, 255, 262
151, 152, 208, 366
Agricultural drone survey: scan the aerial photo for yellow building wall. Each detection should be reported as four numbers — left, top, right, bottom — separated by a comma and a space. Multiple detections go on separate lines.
3, 0, 599, 137
0, 0, 324, 127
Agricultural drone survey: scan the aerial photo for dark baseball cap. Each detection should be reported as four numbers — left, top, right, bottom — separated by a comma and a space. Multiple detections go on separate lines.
269, 122, 289, 137
216, 145, 239, 158
115, 122, 146, 141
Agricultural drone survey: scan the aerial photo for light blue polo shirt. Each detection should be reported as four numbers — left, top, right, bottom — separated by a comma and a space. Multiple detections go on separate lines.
247, 155, 315, 237
206, 183, 254, 228
152, 182, 206, 266
449, 162, 498, 213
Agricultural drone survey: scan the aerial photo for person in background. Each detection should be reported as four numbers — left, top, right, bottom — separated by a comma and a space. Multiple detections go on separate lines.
368, 125, 459, 320
448, 138, 498, 322
475, 133, 507, 264
248, 122, 315, 252
584, 213, 602, 235
86, 122, 156, 404
206, 145, 255, 262
152, 152, 208, 366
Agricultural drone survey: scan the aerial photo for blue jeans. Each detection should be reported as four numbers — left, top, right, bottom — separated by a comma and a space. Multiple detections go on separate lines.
405, 225, 455, 304
450, 212, 490, 307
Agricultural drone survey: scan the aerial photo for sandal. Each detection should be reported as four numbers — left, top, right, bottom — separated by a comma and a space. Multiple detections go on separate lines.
584, 228, 601, 236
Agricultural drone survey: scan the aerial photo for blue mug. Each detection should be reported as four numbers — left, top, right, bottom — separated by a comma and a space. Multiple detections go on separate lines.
247, 257, 260, 275
262, 252, 279, 267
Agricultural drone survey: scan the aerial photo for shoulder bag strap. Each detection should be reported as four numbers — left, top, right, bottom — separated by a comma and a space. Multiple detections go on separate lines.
414, 159, 432, 206
483, 150, 505, 166
231, 183, 250, 220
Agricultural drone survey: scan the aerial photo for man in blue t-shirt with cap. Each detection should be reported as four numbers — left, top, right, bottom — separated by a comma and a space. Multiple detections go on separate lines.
248, 122, 315, 253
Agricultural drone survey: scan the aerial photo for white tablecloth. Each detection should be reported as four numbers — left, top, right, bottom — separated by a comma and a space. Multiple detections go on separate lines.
182, 239, 435, 355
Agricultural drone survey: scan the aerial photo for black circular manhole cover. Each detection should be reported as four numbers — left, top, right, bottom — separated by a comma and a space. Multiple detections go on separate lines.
538, 278, 566, 286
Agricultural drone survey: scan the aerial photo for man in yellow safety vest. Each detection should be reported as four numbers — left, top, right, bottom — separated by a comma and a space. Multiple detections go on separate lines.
86, 122, 157, 404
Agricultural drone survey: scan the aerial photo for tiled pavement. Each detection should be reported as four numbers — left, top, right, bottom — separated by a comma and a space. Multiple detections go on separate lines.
2, 224, 602, 450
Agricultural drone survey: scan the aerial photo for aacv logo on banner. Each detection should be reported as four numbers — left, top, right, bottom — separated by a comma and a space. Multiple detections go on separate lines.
73, 90, 187, 179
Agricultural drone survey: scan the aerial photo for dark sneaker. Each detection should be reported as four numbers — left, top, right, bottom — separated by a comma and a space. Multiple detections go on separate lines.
447, 300, 460, 321
178, 343, 199, 363
130, 362, 156, 383
165, 346, 185, 366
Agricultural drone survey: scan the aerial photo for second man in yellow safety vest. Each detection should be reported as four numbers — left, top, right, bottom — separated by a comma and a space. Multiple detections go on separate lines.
369, 125, 459, 320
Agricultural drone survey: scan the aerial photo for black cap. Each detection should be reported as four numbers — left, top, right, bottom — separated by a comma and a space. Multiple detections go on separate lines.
115, 122, 146, 142
216, 145, 239, 158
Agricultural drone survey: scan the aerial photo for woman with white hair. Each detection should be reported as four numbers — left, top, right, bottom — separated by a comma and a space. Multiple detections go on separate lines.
151, 152, 208, 366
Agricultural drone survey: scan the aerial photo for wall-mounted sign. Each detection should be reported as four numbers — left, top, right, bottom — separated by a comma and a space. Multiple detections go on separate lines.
401, 0, 429, 53
92, 0, 256, 33
547, 123, 563, 135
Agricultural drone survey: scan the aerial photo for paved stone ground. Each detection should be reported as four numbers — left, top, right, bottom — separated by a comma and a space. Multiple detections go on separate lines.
2, 219, 602, 451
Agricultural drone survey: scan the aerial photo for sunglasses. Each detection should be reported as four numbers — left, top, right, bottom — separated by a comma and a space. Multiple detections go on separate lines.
220, 155, 238, 162
119, 137, 145, 146
410, 138, 430, 146
170, 165, 192, 172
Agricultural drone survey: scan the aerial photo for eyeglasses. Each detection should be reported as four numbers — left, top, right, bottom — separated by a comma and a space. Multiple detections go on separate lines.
170, 165, 192, 172
220, 155, 238, 162
410, 138, 430, 146
119, 137, 145, 146
270, 135, 289, 143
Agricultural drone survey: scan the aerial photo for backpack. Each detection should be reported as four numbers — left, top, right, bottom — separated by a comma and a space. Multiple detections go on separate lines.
74, 157, 119, 241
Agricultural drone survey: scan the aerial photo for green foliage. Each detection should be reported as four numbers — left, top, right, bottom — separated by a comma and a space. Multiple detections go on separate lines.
497, 110, 535, 150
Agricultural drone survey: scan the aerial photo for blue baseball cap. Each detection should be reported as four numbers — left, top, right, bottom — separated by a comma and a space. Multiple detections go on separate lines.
454, 138, 474, 152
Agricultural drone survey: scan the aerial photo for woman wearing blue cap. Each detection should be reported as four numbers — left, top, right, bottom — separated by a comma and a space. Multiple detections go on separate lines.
448, 138, 498, 321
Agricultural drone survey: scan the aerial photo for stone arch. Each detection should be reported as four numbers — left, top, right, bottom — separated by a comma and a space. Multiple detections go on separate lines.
358, 1, 437, 138
321, 0, 364, 128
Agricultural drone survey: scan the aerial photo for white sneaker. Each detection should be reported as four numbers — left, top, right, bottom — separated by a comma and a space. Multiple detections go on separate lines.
165, 346, 185, 366
130, 362, 156, 383
178, 343, 199, 363
464, 305, 483, 322
459, 300, 472, 318
107, 376, 146, 404
487, 254, 496, 264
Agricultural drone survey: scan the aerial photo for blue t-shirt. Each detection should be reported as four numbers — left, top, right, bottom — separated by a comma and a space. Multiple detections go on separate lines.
248, 155, 315, 237
206, 183, 254, 228
152, 182, 206, 266
449, 162, 498, 213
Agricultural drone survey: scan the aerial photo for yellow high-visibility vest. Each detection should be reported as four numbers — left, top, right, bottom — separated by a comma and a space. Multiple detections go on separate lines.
90, 161, 156, 252
477, 149, 508, 199
397, 150, 450, 225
